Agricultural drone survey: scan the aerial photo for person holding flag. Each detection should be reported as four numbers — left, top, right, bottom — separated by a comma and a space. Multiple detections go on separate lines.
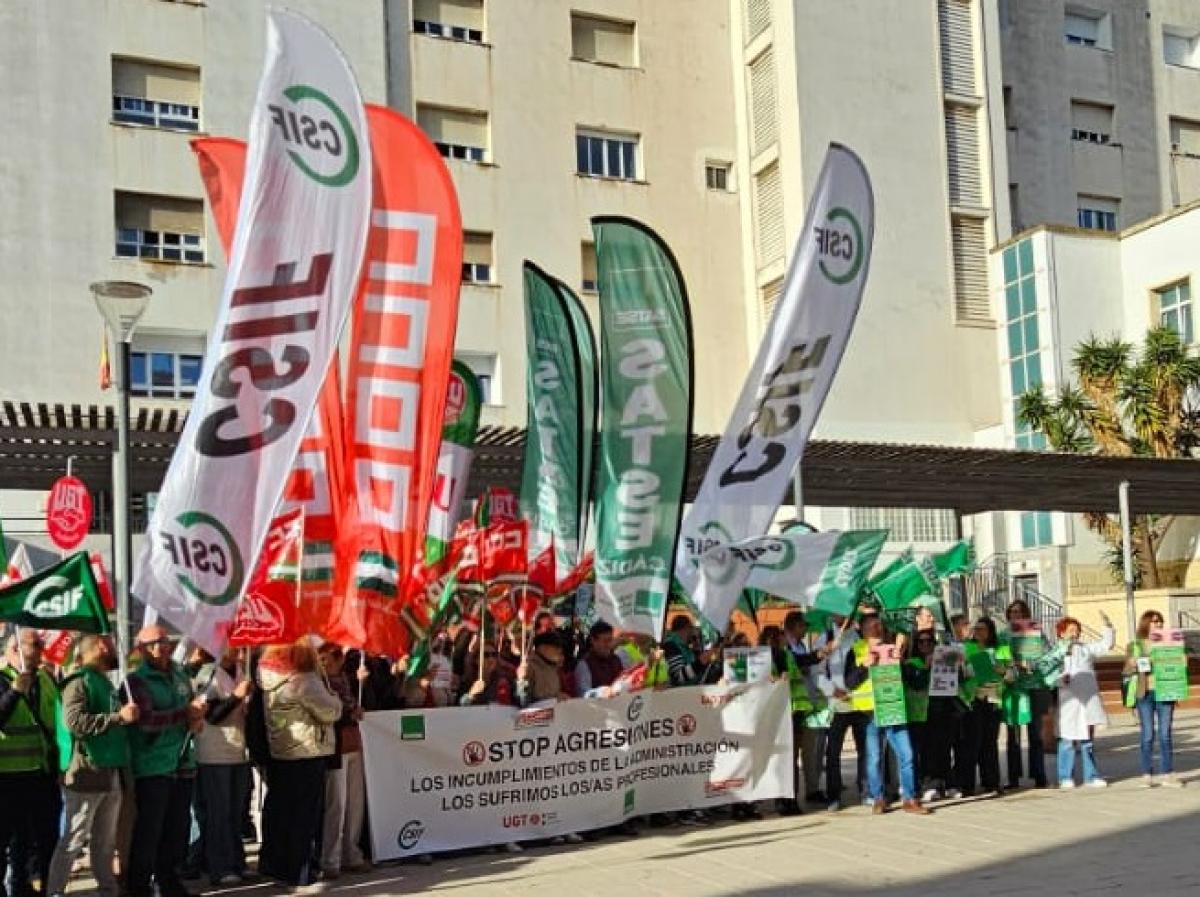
0, 629, 62, 897
842, 614, 931, 815
772, 611, 837, 815
124, 625, 206, 897
46, 635, 139, 897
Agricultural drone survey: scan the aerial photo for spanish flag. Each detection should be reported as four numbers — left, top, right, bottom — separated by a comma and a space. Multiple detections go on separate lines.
99, 329, 112, 391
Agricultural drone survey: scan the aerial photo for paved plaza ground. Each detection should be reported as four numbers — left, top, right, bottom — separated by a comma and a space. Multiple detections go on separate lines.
188, 709, 1200, 897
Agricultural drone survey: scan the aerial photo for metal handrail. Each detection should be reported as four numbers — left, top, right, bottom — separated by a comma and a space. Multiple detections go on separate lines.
1180, 609, 1200, 630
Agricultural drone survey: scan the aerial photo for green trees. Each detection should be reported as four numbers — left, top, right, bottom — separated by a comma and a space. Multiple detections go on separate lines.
1017, 327, 1200, 586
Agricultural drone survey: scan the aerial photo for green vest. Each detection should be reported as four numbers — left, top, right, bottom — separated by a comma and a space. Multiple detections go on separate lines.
1124, 640, 1150, 708
0, 666, 59, 774
57, 667, 130, 773
903, 658, 930, 723
622, 644, 669, 689
127, 662, 194, 778
783, 650, 816, 714
849, 641, 874, 713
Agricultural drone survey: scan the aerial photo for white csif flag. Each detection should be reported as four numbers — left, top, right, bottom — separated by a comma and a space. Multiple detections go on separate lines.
133, 10, 372, 654
676, 144, 874, 629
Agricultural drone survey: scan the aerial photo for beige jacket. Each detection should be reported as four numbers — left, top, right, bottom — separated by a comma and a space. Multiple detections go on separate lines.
258, 667, 341, 761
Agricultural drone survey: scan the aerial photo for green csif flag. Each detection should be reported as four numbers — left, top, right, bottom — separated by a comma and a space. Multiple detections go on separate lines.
424, 361, 483, 569
592, 217, 694, 638
519, 263, 598, 573
0, 552, 109, 633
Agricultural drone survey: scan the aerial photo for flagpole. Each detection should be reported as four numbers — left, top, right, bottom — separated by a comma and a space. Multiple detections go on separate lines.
478, 598, 487, 687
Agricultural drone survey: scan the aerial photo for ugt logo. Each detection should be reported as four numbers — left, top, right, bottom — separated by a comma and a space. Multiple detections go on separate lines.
158, 511, 245, 607
814, 207, 864, 285
268, 84, 360, 187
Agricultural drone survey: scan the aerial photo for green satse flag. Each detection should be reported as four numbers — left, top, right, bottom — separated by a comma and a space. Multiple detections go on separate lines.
592, 217, 693, 638
562, 281, 599, 555
423, 361, 483, 568
0, 516, 8, 572
931, 539, 975, 578
868, 549, 913, 589
810, 529, 891, 618
0, 552, 109, 633
519, 264, 595, 572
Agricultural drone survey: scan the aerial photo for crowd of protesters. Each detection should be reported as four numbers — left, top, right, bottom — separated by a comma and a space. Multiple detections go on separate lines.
0, 599, 1185, 895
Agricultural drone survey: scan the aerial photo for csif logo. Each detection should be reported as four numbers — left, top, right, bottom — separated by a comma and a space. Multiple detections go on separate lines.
814, 206, 864, 285
25, 576, 83, 619
268, 84, 360, 187
397, 820, 425, 851
627, 694, 645, 722
158, 511, 245, 606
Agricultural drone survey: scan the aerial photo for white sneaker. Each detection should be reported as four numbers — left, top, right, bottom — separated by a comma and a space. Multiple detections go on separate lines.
504, 842, 524, 853
1160, 774, 1185, 789
564, 832, 585, 844
1142, 774, 1155, 788
1086, 778, 1108, 788
944, 788, 963, 800
1059, 780, 1076, 790
922, 788, 940, 803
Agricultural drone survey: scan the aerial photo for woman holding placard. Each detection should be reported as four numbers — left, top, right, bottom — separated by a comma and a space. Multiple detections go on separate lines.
1123, 610, 1185, 788
1055, 614, 1115, 788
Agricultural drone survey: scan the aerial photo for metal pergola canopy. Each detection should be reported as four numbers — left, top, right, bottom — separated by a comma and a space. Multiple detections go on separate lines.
1, 402, 1198, 516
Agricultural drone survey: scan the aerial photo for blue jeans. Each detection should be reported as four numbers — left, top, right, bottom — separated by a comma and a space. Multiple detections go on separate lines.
865, 720, 917, 801
1056, 739, 1099, 784
1135, 693, 1175, 775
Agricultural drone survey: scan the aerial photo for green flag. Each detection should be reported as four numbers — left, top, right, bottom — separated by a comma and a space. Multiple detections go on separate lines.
0, 552, 109, 633
868, 548, 913, 589
424, 361, 483, 568
519, 264, 598, 572
591, 217, 693, 638
872, 557, 940, 610
0, 516, 9, 573
931, 539, 975, 578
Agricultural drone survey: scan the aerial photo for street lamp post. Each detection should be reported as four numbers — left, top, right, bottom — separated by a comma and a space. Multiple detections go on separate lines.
91, 281, 151, 663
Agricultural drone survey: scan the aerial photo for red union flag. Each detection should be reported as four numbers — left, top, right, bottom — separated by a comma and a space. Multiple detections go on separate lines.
229, 509, 305, 647
480, 520, 528, 581
336, 104, 463, 654
47, 476, 92, 551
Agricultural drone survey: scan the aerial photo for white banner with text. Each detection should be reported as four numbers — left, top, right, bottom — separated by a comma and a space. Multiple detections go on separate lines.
361, 682, 792, 857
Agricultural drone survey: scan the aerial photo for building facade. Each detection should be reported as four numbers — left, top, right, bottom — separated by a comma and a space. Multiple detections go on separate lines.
1000, 0, 1200, 234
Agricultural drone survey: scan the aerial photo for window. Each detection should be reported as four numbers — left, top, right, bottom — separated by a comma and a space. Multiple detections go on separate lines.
1064, 9, 1105, 48
1170, 117, 1200, 156
1076, 196, 1118, 231
1163, 29, 1200, 68
575, 129, 638, 180
950, 215, 990, 322
581, 242, 598, 293
1020, 512, 1054, 548
753, 162, 784, 267
112, 58, 200, 131
412, 0, 485, 43
1002, 239, 1047, 450
115, 192, 205, 264
456, 353, 498, 405
417, 104, 489, 163
571, 13, 636, 67
129, 334, 206, 400
1158, 281, 1194, 344
945, 103, 983, 207
847, 508, 958, 544
705, 162, 732, 191
938, 0, 977, 96
748, 48, 778, 155
462, 231, 494, 284
1070, 100, 1113, 144
760, 277, 783, 321
745, 0, 770, 42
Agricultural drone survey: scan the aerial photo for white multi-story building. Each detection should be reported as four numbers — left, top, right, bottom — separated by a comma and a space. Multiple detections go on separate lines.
989, 201, 1200, 607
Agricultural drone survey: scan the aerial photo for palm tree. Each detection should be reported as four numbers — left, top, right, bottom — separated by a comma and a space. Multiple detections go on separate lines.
1017, 326, 1200, 588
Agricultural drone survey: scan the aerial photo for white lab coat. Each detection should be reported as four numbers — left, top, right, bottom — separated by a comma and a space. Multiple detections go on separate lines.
1056, 626, 1115, 741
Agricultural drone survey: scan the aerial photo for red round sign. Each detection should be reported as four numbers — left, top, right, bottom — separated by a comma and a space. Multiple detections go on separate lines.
47, 475, 92, 550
